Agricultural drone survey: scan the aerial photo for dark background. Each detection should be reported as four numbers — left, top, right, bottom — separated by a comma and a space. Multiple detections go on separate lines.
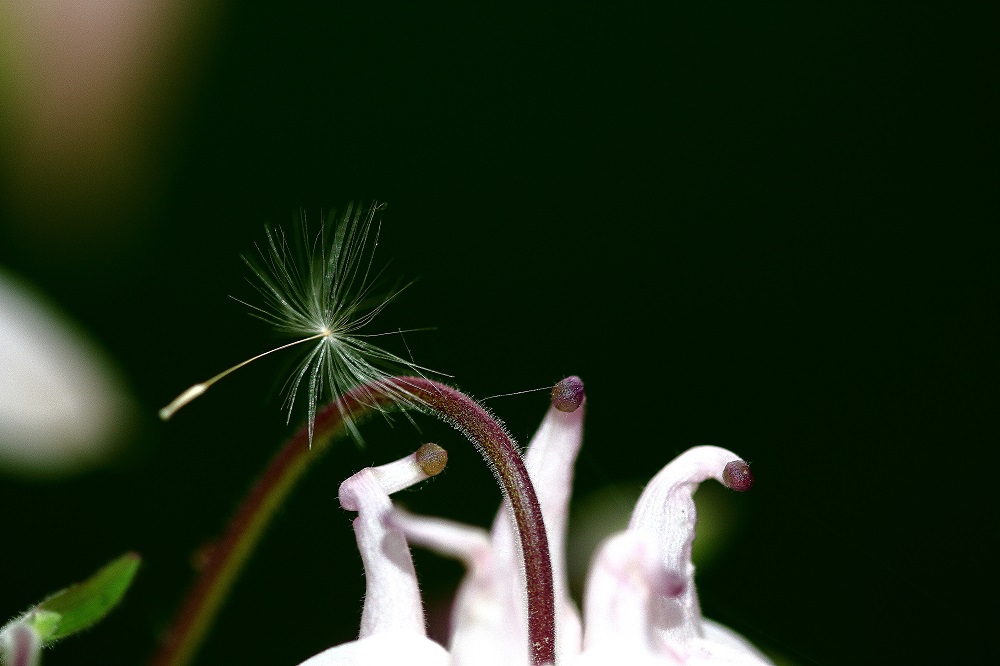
1, 2, 994, 664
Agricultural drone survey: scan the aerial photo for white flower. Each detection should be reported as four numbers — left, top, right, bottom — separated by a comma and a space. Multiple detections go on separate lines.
299, 385, 772, 666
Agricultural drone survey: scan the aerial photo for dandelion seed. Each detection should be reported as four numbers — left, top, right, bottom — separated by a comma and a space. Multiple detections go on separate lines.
160, 202, 437, 445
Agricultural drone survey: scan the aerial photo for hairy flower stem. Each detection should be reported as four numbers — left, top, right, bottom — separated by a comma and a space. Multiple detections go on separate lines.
151, 377, 555, 666
407, 379, 556, 666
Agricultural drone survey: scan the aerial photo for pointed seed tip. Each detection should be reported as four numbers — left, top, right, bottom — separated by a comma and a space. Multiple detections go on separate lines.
159, 384, 208, 421
723, 460, 753, 492
552, 375, 585, 412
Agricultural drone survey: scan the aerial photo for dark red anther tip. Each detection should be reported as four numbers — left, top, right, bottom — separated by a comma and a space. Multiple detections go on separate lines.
723, 460, 753, 492
551, 376, 585, 412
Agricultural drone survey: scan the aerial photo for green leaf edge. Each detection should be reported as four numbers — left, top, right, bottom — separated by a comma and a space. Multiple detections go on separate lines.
33, 552, 141, 643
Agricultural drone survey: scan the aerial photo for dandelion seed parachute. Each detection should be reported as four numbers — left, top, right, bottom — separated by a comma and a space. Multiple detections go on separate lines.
160, 202, 438, 445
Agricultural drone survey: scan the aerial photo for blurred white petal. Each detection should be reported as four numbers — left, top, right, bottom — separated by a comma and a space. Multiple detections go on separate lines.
0, 267, 133, 476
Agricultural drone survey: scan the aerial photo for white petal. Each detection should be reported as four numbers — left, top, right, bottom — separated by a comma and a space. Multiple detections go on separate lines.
389, 508, 492, 563
297, 451, 447, 665
388, 508, 499, 657
337, 455, 433, 639
389, 508, 515, 665
580, 447, 772, 665
296, 631, 448, 666
627, 445, 745, 645
580, 531, 665, 659
689, 620, 773, 665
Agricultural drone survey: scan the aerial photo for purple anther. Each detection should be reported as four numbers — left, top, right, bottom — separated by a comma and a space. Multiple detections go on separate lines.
551, 376, 585, 412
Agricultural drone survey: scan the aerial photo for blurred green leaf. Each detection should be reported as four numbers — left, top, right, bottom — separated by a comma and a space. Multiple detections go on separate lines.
33, 552, 140, 642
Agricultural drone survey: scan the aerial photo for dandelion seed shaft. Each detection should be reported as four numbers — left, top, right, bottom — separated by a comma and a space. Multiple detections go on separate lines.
158, 333, 327, 421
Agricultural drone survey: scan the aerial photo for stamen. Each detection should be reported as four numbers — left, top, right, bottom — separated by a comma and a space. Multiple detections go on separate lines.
341, 443, 449, 509
334, 444, 447, 641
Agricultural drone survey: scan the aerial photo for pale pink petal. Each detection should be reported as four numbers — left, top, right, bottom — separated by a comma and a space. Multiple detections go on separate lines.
296, 631, 448, 666
0, 622, 42, 666
390, 507, 516, 664
579, 445, 772, 664
687, 620, 773, 666
389, 509, 505, 659
295, 452, 450, 666
627, 445, 746, 645
387, 508, 497, 638
336, 454, 435, 639
389, 508, 492, 563
580, 531, 668, 660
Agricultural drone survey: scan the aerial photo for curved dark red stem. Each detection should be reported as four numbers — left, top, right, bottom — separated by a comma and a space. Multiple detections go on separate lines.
151, 376, 554, 666
400, 377, 555, 665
